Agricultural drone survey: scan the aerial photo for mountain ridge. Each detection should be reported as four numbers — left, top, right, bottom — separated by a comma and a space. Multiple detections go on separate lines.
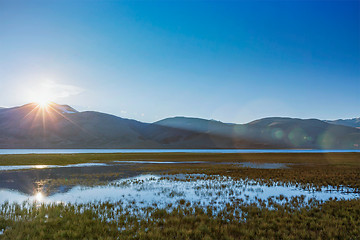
0, 103, 359, 149
325, 117, 360, 129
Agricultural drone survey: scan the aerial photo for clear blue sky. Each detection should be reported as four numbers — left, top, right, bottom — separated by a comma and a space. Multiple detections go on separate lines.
0, 0, 359, 123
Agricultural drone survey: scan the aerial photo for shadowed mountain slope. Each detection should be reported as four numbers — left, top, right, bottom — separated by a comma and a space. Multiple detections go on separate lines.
325, 118, 360, 129
0, 103, 359, 149
156, 117, 360, 149
0, 103, 150, 148
0, 103, 263, 149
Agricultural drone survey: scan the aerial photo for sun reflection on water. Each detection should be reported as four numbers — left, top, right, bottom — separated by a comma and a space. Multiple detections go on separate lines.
35, 192, 44, 202
34, 165, 48, 169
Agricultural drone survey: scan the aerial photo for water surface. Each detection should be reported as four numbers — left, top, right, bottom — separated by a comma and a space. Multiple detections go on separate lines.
0, 174, 358, 209
0, 163, 108, 171
0, 149, 359, 155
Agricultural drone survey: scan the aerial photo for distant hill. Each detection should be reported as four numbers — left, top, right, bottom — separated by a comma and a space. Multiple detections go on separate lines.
325, 118, 360, 129
245, 117, 360, 149
0, 103, 359, 149
156, 117, 360, 149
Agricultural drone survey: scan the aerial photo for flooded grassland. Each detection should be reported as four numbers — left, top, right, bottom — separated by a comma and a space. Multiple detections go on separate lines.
0, 152, 359, 239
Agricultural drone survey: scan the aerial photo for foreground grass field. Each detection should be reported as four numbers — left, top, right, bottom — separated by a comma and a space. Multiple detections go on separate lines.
0, 152, 359, 239
0, 198, 359, 240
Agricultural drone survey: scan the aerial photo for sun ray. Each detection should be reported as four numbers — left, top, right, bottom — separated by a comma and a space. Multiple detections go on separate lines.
20, 101, 95, 140
47, 104, 94, 137
23, 104, 41, 120
41, 105, 47, 138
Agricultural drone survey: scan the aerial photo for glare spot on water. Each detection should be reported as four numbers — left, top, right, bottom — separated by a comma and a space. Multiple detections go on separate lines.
35, 192, 44, 202
34, 165, 47, 169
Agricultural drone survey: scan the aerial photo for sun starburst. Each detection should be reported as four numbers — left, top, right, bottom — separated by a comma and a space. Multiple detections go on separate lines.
37, 100, 50, 108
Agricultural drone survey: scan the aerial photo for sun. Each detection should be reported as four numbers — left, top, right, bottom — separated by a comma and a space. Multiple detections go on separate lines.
33, 94, 52, 107
27, 82, 55, 107
36, 99, 50, 107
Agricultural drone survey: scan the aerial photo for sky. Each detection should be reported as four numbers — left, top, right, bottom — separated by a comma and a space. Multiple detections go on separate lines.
0, 0, 359, 123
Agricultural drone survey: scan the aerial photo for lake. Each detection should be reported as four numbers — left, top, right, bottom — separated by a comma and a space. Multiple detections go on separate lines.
0, 149, 359, 154
0, 159, 359, 209
1, 174, 359, 210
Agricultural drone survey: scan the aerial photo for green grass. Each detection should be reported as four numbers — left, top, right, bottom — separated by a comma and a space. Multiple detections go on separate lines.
0, 152, 359, 166
0, 198, 359, 240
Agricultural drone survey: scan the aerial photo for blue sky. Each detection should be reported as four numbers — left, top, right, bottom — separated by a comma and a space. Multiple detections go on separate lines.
0, 0, 359, 123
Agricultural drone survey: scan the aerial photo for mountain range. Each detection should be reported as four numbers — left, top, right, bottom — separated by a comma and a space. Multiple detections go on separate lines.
0, 103, 359, 149
325, 118, 360, 129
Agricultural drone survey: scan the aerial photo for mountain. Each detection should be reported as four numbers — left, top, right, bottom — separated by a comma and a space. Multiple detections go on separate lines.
325, 118, 360, 129
245, 117, 360, 149
0, 103, 359, 149
0, 103, 157, 148
156, 117, 360, 149
0, 103, 261, 149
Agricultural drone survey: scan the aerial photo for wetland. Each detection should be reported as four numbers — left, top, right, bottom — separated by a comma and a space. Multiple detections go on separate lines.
0, 152, 359, 239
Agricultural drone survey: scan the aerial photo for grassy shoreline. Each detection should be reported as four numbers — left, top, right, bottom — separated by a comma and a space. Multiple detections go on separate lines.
0, 152, 359, 166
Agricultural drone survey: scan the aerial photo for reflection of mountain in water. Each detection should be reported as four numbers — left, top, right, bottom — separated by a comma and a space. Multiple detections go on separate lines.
0, 164, 140, 196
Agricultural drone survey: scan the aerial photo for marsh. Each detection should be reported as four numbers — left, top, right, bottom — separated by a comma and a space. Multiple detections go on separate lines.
0, 152, 359, 239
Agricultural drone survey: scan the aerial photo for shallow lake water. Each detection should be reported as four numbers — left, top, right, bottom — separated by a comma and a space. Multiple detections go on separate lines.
0, 174, 358, 210
238, 162, 289, 169
0, 163, 109, 171
0, 161, 206, 172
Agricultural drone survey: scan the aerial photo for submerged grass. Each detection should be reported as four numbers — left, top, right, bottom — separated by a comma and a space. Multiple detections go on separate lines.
0, 198, 359, 240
